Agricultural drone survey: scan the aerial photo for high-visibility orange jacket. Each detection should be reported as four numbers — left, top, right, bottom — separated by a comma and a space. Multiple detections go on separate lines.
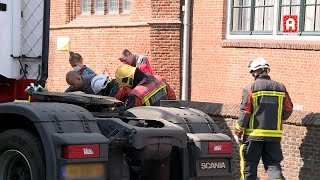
115, 75, 176, 112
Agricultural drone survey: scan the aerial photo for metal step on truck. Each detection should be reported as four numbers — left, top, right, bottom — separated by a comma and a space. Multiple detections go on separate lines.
0, 0, 234, 180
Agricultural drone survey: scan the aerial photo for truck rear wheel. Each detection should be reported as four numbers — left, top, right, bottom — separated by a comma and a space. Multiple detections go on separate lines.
0, 129, 45, 180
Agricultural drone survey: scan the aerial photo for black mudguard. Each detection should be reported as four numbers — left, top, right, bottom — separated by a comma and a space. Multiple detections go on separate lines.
0, 102, 108, 180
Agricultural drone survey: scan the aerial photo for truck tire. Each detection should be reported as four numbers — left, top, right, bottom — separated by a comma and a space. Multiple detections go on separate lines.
0, 129, 45, 180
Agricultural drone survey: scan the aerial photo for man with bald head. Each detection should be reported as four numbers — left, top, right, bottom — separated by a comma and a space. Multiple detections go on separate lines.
65, 71, 119, 97
65, 70, 95, 94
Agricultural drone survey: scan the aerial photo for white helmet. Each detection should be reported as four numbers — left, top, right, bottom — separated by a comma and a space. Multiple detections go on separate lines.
248, 57, 270, 73
91, 75, 109, 94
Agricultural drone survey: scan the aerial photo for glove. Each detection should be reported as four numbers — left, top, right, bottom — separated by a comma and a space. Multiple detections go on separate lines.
25, 84, 48, 95
34, 85, 48, 92
233, 134, 243, 145
233, 130, 243, 145
25, 83, 35, 95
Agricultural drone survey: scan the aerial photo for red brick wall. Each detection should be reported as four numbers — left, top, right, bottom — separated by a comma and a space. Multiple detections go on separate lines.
47, 1, 320, 179
131, 0, 151, 21
48, 0, 181, 95
50, 0, 68, 25
149, 24, 181, 94
47, 27, 150, 91
181, 101, 320, 180
49, 0, 320, 110
151, 0, 180, 20
190, 0, 320, 112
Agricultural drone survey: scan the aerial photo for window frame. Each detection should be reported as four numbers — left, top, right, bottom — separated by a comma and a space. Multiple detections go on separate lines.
81, 0, 91, 15
94, 0, 105, 15
230, 0, 275, 35
78, 0, 131, 16
300, 0, 320, 34
122, 0, 130, 14
227, 0, 320, 39
108, 0, 119, 14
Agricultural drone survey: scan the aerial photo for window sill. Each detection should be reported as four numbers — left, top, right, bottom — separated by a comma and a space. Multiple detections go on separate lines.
51, 15, 148, 29
221, 39, 320, 51
51, 15, 181, 30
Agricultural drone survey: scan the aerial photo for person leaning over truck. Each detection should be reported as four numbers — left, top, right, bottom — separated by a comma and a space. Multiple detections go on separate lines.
118, 49, 154, 75
69, 51, 95, 75
65, 71, 119, 97
113, 64, 176, 113
234, 57, 293, 180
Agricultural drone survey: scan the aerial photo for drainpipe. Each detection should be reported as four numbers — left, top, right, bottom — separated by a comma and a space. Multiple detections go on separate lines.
39, 0, 50, 87
181, 0, 191, 101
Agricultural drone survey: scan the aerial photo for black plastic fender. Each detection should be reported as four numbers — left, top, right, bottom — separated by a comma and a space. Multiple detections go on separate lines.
124, 106, 234, 179
0, 102, 108, 180
124, 106, 222, 133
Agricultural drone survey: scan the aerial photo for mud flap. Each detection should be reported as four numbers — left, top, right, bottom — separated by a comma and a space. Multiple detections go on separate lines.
186, 133, 233, 179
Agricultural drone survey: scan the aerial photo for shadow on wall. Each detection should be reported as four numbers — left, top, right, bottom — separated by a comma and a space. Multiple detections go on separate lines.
299, 113, 320, 180
180, 101, 241, 178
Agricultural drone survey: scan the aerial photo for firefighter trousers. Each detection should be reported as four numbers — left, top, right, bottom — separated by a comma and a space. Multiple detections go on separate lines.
239, 140, 285, 180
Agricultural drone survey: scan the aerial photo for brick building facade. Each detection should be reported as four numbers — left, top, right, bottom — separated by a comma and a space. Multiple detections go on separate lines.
48, 0, 181, 95
49, 0, 320, 179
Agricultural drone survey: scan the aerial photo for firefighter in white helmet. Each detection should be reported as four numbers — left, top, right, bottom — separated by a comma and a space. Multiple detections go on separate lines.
65, 71, 119, 97
90, 74, 120, 96
248, 57, 270, 75
113, 64, 176, 112
234, 57, 293, 180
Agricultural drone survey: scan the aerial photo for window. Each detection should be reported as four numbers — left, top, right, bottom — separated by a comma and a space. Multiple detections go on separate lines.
302, 0, 320, 31
109, 0, 119, 13
228, 0, 320, 37
95, 0, 104, 14
81, 0, 91, 15
255, 0, 274, 32
79, 0, 130, 15
232, 0, 274, 33
123, 0, 130, 13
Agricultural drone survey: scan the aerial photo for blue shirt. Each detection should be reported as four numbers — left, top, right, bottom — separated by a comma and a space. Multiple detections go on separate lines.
80, 65, 95, 76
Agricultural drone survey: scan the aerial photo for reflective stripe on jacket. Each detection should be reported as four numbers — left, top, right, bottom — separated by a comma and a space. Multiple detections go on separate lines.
236, 74, 293, 141
130, 75, 168, 106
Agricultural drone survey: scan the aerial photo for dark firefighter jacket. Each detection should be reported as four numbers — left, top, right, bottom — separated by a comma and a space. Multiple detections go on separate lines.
236, 74, 293, 142
65, 75, 119, 97
115, 75, 176, 112
97, 79, 119, 97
